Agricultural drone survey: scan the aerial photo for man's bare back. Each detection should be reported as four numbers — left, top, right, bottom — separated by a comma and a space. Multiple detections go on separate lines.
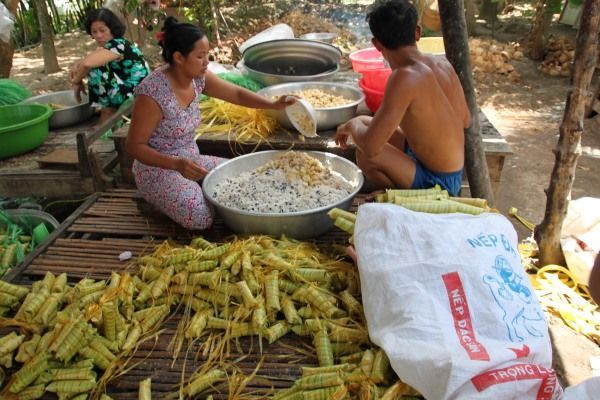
335, 0, 470, 195
394, 53, 470, 172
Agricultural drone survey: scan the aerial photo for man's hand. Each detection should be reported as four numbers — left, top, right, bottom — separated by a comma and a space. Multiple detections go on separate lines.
335, 121, 353, 150
174, 158, 208, 181
346, 245, 357, 265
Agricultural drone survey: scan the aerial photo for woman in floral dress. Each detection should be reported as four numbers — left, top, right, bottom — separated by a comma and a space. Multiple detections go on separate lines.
70, 8, 150, 124
126, 17, 293, 230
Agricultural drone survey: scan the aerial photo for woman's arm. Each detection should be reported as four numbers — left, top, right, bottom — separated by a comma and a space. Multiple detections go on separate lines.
126, 95, 208, 181
202, 71, 292, 110
70, 48, 120, 84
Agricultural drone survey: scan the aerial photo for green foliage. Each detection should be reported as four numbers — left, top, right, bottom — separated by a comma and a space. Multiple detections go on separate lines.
0, 79, 32, 106
185, 0, 287, 41
13, 3, 39, 48
11, 0, 102, 48
187, 0, 223, 40
546, 0, 564, 15
421, 27, 437, 37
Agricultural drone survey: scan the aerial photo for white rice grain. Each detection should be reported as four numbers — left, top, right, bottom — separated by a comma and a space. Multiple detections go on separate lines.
212, 155, 354, 213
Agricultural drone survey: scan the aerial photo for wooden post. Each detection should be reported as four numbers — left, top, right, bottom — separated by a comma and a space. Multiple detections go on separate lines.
535, 0, 600, 266
526, 0, 553, 61
438, 0, 495, 204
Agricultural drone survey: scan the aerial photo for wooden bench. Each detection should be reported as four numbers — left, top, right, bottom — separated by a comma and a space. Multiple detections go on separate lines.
0, 104, 132, 198
113, 109, 512, 197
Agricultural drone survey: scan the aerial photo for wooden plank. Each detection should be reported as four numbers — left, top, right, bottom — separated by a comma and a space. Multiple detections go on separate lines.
0, 174, 95, 197
53, 238, 153, 249
36, 148, 79, 168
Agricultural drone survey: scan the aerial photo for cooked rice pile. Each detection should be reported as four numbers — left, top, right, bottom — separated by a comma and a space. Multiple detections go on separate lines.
273, 89, 352, 108
211, 152, 354, 213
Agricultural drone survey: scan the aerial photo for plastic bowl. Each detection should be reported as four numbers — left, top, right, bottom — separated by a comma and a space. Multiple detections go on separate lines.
349, 40, 445, 74
1, 209, 59, 251
0, 104, 53, 160
359, 78, 384, 114
285, 96, 318, 137
349, 47, 386, 73
361, 68, 391, 92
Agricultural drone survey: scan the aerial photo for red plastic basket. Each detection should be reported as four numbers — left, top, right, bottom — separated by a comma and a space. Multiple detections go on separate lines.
349, 47, 386, 73
361, 68, 391, 92
359, 78, 384, 113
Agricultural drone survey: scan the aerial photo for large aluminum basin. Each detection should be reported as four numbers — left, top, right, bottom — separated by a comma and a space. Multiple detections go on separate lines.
202, 150, 363, 239
258, 82, 364, 131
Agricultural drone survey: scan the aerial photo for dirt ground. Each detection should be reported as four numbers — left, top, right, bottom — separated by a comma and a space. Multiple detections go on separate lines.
7, 4, 600, 389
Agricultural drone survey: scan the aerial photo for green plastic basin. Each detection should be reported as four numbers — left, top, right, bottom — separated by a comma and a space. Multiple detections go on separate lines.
0, 103, 53, 160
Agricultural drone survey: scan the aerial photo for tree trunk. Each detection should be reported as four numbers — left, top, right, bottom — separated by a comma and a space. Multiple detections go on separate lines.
209, 0, 221, 46
479, 0, 499, 23
527, 0, 553, 61
0, 0, 19, 78
535, 0, 600, 266
32, 0, 59, 73
439, 0, 495, 204
465, 0, 477, 35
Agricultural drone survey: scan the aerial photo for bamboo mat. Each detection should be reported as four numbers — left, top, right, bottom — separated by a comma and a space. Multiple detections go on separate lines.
23, 189, 361, 280
11, 188, 367, 398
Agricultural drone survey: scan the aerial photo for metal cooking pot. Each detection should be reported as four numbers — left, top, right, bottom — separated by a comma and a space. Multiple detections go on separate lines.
242, 39, 342, 86
257, 82, 364, 131
22, 90, 94, 129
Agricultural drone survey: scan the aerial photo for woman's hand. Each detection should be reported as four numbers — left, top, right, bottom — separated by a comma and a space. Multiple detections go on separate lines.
72, 82, 87, 103
271, 95, 296, 110
173, 157, 208, 181
69, 62, 81, 83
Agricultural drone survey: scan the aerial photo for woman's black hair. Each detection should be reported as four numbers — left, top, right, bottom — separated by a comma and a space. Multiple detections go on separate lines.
85, 8, 126, 38
158, 16, 205, 64
367, 0, 418, 50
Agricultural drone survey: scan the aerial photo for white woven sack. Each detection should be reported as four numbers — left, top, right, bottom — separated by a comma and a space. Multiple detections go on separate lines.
354, 203, 563, 400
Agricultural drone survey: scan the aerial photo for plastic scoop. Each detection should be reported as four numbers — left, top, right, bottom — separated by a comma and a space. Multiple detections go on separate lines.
32, 223, 49, 248
285, 96, 318, 138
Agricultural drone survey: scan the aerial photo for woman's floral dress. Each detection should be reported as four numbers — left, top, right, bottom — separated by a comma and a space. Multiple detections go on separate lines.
88, 37, 150, 109
132, 67, 226, 230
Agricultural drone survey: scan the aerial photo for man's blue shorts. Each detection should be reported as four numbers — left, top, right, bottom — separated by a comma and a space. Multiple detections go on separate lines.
405, 145, 463, 196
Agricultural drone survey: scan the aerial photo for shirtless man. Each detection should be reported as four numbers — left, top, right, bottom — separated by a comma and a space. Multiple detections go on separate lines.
336, 0, 471, 196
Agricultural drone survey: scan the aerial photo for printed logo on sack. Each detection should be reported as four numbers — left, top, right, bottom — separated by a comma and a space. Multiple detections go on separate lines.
442, 272, 490, 361
483, 256, 545, 343
471, 363, 563, 400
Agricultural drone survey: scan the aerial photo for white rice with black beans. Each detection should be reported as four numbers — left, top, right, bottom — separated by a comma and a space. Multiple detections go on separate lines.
211, 152, 354, 213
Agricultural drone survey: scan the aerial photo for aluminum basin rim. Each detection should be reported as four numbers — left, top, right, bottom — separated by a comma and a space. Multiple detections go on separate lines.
242, 38, 342, 57
257, 82, 365, 110
23, 90, 91, 112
